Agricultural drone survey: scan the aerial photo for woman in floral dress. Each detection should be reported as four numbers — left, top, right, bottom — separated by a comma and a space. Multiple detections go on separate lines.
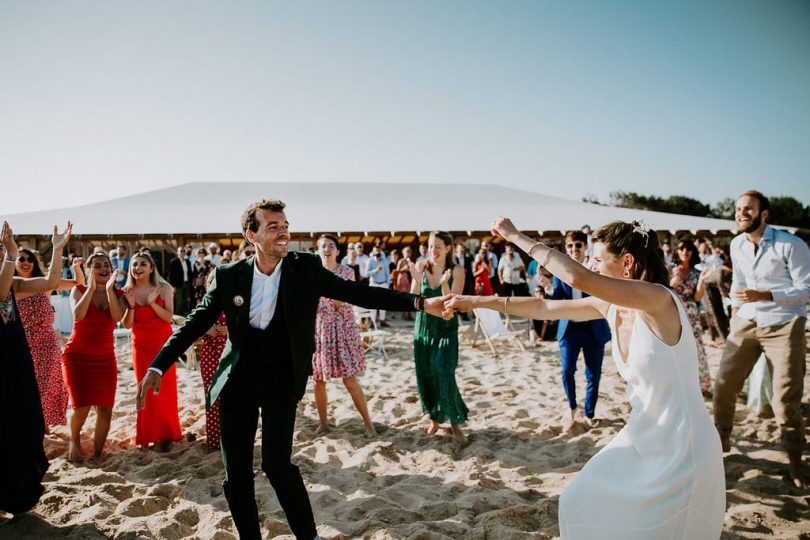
671, 239, 712, 396
311, 234, 375, 437
14, 248, 84, 429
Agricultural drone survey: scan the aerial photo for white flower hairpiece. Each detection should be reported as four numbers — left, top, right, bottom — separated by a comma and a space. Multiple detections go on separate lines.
631, 219, 651, 247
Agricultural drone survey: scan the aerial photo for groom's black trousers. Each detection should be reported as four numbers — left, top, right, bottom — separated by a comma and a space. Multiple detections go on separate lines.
218, 326, 316, 540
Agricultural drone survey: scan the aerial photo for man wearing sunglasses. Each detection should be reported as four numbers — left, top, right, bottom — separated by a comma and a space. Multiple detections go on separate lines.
551, 230, 611, 428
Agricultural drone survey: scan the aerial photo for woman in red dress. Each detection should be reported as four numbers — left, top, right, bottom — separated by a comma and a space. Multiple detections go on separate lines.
121, 252, 181, 450
473, 248, 494, 296
15, 248, 84, 430
63, 252, 127, 462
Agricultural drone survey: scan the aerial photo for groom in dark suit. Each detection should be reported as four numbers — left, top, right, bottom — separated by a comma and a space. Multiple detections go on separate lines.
138, 199, 447, 540
551, 230, 611, 428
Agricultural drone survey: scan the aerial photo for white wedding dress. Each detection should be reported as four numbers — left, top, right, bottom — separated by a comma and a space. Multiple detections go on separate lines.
558, 288, 725, 539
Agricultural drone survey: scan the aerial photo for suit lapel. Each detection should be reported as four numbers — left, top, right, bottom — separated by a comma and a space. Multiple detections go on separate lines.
280, 252, 297, 322
234, 256, 255, 335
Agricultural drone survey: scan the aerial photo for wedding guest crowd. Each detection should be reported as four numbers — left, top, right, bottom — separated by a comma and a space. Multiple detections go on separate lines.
3, 186, 807, 534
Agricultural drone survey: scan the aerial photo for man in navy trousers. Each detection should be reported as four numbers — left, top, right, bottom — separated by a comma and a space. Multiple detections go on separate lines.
551, 230, 611, 427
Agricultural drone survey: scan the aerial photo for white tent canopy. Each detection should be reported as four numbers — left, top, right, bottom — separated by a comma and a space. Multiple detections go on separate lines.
5, 182, 739, 237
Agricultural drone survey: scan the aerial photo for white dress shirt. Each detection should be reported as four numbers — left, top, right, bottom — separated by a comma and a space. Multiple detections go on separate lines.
498, 253, 525, 285
149, 259, 283, 376
731, 225, 810, 327
249, 258, 283, 330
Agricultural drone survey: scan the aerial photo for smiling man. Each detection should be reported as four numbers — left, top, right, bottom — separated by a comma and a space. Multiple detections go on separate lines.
137, 199, 447, 540
713, 190, 810, 488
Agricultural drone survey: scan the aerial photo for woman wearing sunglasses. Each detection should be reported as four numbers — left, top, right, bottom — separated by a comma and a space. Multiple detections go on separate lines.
670, 238, 712, 397
14, 248, 84, 432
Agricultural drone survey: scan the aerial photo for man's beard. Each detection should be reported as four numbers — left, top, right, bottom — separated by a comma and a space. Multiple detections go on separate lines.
738, 212, 762, 233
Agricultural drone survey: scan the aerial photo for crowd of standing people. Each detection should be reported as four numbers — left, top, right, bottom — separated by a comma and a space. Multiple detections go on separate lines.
1, 188, 807, 540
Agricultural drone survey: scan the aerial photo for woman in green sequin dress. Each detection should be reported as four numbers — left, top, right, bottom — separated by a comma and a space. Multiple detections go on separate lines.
410, 231, 469, 447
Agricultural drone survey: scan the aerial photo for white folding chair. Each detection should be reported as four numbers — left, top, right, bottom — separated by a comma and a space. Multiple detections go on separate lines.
354, 307, 391, 359
471, 307, 526, 359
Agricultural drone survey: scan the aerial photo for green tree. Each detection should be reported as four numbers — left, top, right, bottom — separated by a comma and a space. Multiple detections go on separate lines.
710, 198, 735, 220
768, 196, 810, 228
582, 193, 602, 205
608, 191, 666, 212
662, 196, 710, 217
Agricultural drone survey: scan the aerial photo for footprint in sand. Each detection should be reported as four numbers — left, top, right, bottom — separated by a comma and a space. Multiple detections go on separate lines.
102, 483, 136, 502
172, 506, 200, 527
148, 483, 184, 500
116, 495, 172, 517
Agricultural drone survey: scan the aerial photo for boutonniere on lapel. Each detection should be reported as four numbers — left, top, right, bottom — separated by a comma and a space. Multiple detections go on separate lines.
233, 295, 245, 307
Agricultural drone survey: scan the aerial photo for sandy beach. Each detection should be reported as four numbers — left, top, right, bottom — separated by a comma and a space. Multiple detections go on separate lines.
1, 318, 808, 539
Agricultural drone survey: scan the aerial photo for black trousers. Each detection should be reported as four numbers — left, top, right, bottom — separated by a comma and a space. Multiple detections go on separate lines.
218, 364, 316, 539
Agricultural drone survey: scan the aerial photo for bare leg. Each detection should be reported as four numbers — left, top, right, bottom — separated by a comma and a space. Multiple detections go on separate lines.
562, 407, 576, 430
92, 406, 113, 459
451, 424, 469, 448
313, 380, 330, 434
343, 376, 376, 437
788, 450, 806, 488
68, 406, 91, 462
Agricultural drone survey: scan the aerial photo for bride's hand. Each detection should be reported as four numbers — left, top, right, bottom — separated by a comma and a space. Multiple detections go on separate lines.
490, 216, 519, 241
443, 293, 474, 314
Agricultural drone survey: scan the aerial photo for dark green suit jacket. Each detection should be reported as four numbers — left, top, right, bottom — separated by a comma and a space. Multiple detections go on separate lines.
151, 252, 416, 407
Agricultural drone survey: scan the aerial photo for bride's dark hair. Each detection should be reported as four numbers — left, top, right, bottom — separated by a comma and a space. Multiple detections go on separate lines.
592, 220, 670, 286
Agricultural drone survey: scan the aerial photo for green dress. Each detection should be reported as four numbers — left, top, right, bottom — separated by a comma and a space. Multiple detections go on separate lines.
413, 274, 469, 425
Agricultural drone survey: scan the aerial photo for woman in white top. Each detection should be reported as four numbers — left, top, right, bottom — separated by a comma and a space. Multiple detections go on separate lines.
445, 217, 725, 540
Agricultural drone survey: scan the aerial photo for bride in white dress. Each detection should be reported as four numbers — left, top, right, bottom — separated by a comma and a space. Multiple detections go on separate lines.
445, 217, 725, 540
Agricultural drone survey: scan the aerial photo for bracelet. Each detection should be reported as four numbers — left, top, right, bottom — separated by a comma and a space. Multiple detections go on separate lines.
540, 247, 553, 268
527, 242, 544, 259
413, 294, 426, 312
529, 242, 553, 268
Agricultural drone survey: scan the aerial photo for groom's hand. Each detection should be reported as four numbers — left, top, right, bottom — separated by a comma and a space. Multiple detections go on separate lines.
137, 370, 162, 410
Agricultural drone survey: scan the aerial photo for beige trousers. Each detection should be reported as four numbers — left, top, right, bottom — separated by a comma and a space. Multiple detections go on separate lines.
713, 316, 806, 452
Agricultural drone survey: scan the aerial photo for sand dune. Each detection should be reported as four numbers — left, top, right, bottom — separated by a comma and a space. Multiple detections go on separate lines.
1, 319, 808, 539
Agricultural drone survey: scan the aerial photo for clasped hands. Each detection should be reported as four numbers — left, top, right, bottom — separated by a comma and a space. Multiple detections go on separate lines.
422, 293, 474, 320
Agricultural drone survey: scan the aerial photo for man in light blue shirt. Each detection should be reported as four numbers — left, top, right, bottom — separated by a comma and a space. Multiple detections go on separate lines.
365, 246, 391, 326
713, 190, 810, 488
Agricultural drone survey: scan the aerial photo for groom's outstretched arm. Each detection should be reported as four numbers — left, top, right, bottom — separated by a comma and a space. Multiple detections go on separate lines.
150, 268, 224, 374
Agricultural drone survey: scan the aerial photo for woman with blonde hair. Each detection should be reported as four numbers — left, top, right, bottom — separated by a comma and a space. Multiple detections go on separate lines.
122, 251, 181, 450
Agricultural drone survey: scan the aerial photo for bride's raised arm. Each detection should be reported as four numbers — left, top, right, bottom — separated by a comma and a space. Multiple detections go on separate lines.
491, 217, 671, 315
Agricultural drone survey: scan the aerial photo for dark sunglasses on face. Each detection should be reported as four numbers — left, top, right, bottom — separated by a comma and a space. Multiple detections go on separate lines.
17, 256, 35, 263
566, 242, 584, 249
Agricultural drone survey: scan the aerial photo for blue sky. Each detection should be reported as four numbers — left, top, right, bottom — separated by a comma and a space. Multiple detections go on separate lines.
1, 1, 808, 215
